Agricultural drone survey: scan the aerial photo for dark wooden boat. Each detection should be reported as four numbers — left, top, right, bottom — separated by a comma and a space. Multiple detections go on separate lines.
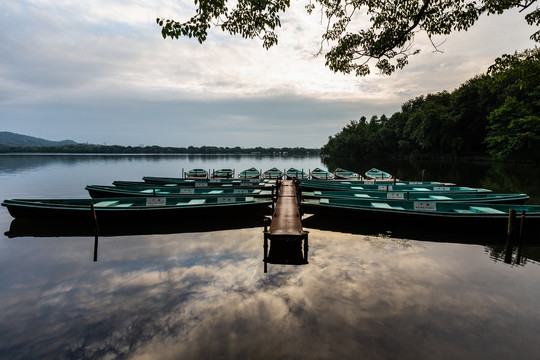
301, 190, 529, 204
86, 184, 273, 198
299, 180, 491, 193
301, 197, 540, 231
2, 196, 272, 223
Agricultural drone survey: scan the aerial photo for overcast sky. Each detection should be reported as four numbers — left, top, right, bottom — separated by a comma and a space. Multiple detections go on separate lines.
1, 1, 537, 148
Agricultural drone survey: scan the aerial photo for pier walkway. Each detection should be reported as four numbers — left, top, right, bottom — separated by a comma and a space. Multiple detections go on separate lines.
263, 179, 308, 272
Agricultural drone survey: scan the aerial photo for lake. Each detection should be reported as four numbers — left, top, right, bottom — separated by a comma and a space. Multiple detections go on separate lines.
1, 154, 539, 360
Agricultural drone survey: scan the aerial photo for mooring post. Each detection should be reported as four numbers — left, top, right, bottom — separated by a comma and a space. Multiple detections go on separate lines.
504, 208, 516, 263
93, 234, 99, 262
515, 210, 526, 264
263, 234, 269, 273
90, 203, 99, 233
303, 232, 309, 263
421, 169, 425, 182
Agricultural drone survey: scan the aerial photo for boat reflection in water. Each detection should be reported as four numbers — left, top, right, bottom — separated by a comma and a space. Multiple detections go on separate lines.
5, 215, 266, 261
302, 213, 540, 266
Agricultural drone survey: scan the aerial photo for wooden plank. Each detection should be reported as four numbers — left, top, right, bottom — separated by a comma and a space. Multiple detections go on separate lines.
269, 180, 304, 237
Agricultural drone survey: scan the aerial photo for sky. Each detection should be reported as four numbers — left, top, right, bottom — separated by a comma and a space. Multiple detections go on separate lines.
0, 0, 537, 148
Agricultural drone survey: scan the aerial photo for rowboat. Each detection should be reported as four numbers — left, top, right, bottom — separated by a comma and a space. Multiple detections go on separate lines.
333, 168, 360, 179
299, 180, 492, 193
301, 197, 540, 230
238, 167, 261, 179
2, 196, 272, 222
263, 167, 283, 179
185, 168, 208, 177
310, 168, 335, 180
142, 176, 270, 186
213, 168, 234, 178
285, 168, 308, 179
300, 179, 454, 186
86, 184, 273, 198
365, 168, 392, 179
301, 190, 529, 204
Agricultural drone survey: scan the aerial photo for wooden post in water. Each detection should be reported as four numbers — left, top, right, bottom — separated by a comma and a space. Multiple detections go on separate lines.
504, 208, 516, 264
515, 210, 526, 265
421, 169, 425, 182
90, 203, 99, 262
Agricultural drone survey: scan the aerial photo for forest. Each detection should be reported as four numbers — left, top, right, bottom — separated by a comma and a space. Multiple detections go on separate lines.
321, 48, 540, 163
0, 143, 319, 156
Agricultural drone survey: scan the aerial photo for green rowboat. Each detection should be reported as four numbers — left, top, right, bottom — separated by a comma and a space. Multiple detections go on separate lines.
238, 167, 261, 179
2, 196, 272, 222
365, 168, 393, 179
333, 168, 360, 179
285, 168, 308, 179
263, 167, 283, 179
86, 185, 273, 198
310, 168, 335, 180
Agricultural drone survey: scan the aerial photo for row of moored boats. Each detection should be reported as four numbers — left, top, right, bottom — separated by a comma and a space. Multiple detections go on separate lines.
185, 167, 389, 180
2, 168, 539, 230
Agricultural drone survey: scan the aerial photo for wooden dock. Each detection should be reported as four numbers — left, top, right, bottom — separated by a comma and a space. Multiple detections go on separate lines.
263, 179, 308, 272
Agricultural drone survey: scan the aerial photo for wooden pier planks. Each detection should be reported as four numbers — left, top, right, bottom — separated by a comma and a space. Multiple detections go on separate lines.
269, 180, 304, 238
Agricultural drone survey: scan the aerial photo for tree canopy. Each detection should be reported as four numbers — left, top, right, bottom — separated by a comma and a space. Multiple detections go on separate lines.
320, 47, 540, 162
157, 0, 540, 75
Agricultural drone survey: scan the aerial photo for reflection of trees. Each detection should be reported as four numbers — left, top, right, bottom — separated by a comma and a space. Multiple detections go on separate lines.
321, 157, 539, 203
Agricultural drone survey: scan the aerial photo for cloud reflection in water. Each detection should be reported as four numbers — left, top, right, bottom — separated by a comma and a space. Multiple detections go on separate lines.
1, 228, 540, 359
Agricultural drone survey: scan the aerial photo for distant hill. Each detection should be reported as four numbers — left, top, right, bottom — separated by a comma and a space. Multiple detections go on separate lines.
0, 132, 78, 147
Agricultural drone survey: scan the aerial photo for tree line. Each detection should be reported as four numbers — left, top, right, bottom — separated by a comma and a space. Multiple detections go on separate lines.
321, 48, 540, 163
0, 144, 319, 156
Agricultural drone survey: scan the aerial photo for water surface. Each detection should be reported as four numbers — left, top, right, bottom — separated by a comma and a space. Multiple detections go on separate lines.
1, 154, 539, 359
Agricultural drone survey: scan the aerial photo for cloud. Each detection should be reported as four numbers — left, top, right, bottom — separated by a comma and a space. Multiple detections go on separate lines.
0, 1, 537, 147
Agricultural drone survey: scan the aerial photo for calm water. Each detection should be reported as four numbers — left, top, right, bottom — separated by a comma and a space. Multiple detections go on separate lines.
1, 154, 539, 360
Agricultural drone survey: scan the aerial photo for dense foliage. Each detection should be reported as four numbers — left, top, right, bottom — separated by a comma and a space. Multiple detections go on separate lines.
158, 0, 539, 76
0, 144, 319, 156
321, 48, 540, 162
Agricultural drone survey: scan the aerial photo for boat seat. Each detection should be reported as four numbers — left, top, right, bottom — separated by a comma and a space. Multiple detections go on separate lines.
320, 198, 330, 204
115, 203, 134, 207
176, 199, 206, 206
314, 191, 322, 195
351, 186, 364, 190
208, 190, 224, 194
453, 209, 475, 214
412, 188, 431, 191
371, 202, 404, 210
94, 201, 120, 207
354, 194, 371, 198
469, 206, 506, 214
140, 189, 154, 193
245, 197, 255, 202
429, 195, 452, 200
371, 202, 392, 208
